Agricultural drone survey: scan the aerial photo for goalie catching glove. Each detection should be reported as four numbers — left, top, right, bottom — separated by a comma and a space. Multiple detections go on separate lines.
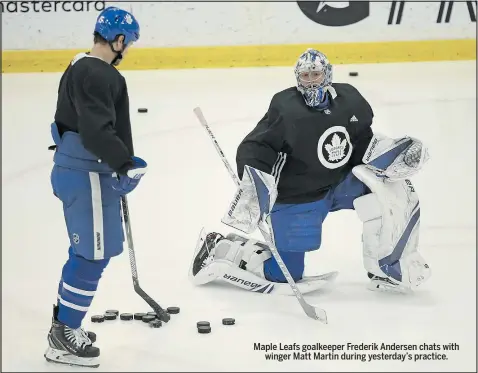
362, 133, 430, 182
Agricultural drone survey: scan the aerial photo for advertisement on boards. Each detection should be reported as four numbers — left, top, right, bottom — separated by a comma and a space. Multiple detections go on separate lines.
1, 1, 476, 50
296, 1, 476, 26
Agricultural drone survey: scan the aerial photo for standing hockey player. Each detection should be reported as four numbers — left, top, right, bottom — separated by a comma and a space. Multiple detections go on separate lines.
190, 48, 431, 297
45, 7, 145, 368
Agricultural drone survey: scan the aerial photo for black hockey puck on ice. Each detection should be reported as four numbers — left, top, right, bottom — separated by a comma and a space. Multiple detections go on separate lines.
198, 326, 211, 334
147, 311, 157, 318
134, 313, 146, 320
104, 312, 117, 320
349, 72, 359, 77
91, 315, 105, 323
142, 315, 156, 323
138, 108, 148, 113
105, 309, 119, 316
167, 306, 180, 314
222, 318, 235, 325
197, 321, 210, 328
149, 320, 162, 328
120, 313, 133, 321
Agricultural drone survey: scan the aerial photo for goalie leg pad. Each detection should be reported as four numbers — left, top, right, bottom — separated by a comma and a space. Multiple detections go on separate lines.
189, 230, 338, 295
352, 165, 431, 290
188, 230, 271, 286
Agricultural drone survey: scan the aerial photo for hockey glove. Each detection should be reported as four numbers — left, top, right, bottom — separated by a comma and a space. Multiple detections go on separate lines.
112, 156, 148, 195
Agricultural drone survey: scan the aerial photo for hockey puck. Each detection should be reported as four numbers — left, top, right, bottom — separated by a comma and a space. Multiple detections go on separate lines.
105, 309, 119, 316
147, 311, 157, 318
142, 315, 156, 323
197, 321, 210, 328
222, 318, 235, 325
138, 108, 148, 113
91, 315, 105, 323
349, 72, 359, 77
149, 320, 162, 328
197, 325, 211, 334
120, 313, 133, 321
134, 313, 146, 320
104, 312, 117, 321
167, 306, 180, 314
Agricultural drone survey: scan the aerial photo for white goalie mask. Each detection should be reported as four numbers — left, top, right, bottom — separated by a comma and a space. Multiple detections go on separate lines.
294, 48, 333, 108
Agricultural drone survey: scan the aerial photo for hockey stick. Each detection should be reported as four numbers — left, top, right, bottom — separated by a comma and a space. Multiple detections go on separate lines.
193, 107, 328, 323
120, 195, 171, 322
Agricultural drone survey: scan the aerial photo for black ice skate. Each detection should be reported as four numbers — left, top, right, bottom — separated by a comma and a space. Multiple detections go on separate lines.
51, 305, 97, 343
367, 272, 410, 294
44, 306, 100, 368
192, 232, 224, 276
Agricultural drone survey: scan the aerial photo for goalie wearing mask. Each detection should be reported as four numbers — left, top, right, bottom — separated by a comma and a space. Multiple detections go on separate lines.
190, 48, 431, 296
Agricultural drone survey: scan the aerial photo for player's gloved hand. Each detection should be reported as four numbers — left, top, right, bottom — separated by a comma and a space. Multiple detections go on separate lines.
112, 156, 148, 195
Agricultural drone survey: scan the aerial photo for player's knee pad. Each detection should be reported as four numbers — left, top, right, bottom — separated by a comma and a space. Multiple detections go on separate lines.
60, 247, 110, 291
51, 165, 124, 260
189, 230, 336, 295
352, 165, 431, 290
270, 200, 328, 252
57, 247, 110, 327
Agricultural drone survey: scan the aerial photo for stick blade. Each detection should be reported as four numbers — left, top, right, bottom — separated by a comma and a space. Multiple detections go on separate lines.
315, 307, 328, 324
304, 303, 328, 323
134, 285, 171, 322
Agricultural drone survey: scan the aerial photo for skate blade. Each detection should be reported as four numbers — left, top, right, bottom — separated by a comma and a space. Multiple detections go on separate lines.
367, 279, 411, 294
44, 347, 100, 368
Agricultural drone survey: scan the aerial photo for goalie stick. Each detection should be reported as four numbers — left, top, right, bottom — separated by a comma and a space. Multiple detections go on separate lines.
193, 107, 328, 323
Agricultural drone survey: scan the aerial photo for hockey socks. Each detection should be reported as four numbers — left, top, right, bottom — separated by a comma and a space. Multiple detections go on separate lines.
56, 247, 109, 329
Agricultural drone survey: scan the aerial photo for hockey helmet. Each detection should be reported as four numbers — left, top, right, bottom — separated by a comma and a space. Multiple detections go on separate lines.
94, 7, 140, 46
294, 48, 333, 108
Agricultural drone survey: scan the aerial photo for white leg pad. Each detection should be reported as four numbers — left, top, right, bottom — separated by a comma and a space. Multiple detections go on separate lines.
189, 230, 338, 295
352, 165, 431, 290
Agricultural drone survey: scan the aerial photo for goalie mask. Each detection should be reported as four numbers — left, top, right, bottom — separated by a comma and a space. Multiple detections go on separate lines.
294, 48, 333, 108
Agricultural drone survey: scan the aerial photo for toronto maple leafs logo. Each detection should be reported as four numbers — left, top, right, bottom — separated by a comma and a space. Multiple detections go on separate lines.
325, 133, 347, 161
317, 126, 353, 169
125, 14, 133, 24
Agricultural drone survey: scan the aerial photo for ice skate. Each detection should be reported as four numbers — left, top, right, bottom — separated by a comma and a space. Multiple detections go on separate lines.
44, 306, 100, 368
51, 305, 97, 343
191, 231, 225, 276
367, 272, 411, 294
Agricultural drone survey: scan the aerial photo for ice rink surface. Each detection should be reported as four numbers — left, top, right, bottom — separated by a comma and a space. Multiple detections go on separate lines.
2, 61, 476, 372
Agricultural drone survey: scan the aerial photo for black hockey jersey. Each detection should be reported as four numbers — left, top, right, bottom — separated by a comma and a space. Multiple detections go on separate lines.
54, 54, 134, 174
236, 83, 374, 204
